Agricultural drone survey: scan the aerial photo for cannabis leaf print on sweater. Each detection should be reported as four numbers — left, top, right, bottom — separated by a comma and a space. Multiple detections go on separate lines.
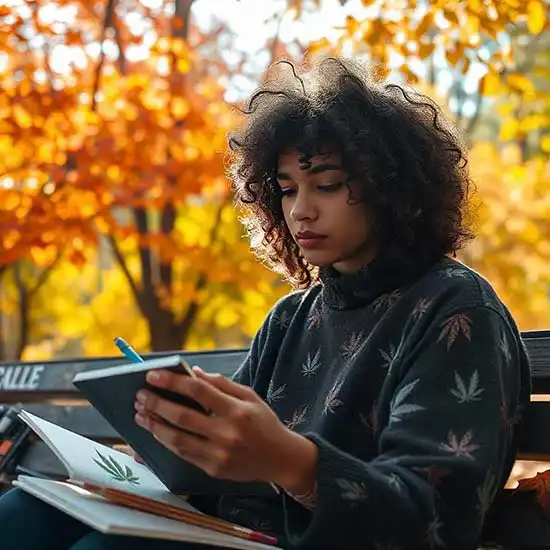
342, 332, 364, 359
389, 379, 424, 424
440, 430, 480, 459
280, 303, 528, 550
323, 379, 344, 415
379, 344, 398, 369
450, 371, 484, 403
301, 350, 321, 377
335, 478, 368, 504
285, 404, 309, 430
438, 312, 472, 349
412, 298, 432, 319
216, 258, 529, 550
373, 289, 401, 312
266, 379, 286, 404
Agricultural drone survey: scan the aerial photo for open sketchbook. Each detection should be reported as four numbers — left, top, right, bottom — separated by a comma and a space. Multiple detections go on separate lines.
14, 411, 280, 549
72, 355, 275, 498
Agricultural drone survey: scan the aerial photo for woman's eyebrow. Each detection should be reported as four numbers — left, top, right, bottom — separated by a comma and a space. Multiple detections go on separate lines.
276, 163, 343, 181
307, 163, 343, 174
275, 172, 292, 180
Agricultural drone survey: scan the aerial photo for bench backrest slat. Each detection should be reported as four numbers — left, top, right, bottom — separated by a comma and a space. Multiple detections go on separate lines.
1, 334, 549, 399
0, 349, 248, 403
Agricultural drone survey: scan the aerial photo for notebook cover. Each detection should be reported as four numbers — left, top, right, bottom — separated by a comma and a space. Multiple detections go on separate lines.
73, 356, 275, 497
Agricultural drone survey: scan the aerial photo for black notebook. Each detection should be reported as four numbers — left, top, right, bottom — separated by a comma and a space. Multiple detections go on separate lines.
73, 355, 275, 497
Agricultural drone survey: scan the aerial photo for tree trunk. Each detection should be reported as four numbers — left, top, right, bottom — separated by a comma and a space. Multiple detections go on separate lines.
9, 255, 62, 360
109, 0, 202, 352
12, 262, 29, 361
147, 306, 181, 351
0, 268, 6, 360
0, 310, 6, 361
142, 0, 199, 351
16, 288, 30, 360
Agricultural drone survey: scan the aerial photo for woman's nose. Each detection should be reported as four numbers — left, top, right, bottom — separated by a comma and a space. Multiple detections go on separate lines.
290, 190, 317, 221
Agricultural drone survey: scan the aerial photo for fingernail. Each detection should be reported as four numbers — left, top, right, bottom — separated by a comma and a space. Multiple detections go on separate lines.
135, 413, 146, 427
134, 401, 144, 413
136, 391, 147, 403
147, 370, 161, 382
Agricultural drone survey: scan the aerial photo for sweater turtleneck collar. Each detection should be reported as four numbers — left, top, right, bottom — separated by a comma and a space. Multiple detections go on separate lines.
319, 254, 436, 311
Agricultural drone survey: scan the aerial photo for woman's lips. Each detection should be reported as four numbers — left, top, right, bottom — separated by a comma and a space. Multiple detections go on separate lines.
296, 233, 327, 249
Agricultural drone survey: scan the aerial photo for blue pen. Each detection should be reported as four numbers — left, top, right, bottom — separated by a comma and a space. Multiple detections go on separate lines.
114, 337, 144, 363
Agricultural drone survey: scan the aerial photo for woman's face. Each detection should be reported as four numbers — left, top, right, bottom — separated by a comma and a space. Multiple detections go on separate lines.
277, 148, 377, 273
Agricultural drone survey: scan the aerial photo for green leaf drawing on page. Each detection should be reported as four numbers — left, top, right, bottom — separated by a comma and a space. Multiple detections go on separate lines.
93, 450, 140, 485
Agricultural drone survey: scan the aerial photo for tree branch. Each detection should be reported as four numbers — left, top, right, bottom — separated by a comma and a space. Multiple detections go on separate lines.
12, 262, 30, 361
155, 0, 194, 293
28, 250, 64, 297
107, 233, 143, 310
176, 200, 228, 343
173, 0, 195, 39
0, 267, 6, 361
30, 0, 55, 91
133, 207, 156, 314
159, 203, 176, 290
0, 312, 5, 361
91, 0, 116, 111
12, 262, 25, 297
112, 12, 126, 74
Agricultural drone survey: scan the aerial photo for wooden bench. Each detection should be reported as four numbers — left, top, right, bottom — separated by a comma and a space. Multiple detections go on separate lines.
1, 331, 550, 547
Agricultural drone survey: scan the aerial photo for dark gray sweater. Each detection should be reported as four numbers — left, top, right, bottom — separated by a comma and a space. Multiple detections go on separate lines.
200, 256, 531, 550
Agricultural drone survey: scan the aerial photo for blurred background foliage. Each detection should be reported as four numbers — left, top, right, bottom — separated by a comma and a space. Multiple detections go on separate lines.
0, 0, 549, 361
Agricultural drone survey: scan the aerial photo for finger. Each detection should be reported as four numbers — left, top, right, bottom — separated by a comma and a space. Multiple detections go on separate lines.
155, 434, 233, 481
175, 453, 229, 480
193, 367, 257, 402
135, 390, 214, 438
135, 412, 214, 458
146, 370, 238, 416
129, 448, 145, 464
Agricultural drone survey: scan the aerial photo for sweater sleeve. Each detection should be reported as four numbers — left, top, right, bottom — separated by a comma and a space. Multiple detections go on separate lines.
282, 305, 529, 550
230, 297, 293, 389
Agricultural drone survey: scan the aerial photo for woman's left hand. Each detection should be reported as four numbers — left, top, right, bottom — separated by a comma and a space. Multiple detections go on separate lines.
134, 367, 317, 492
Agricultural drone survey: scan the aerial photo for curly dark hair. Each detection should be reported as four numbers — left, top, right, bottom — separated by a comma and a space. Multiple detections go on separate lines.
228, 56, 475, 288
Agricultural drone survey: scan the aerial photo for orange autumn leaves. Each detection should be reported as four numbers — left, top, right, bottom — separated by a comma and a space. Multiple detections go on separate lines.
517, 469, 550, 519
0, 19, 232, 268
0, 0, 288, 355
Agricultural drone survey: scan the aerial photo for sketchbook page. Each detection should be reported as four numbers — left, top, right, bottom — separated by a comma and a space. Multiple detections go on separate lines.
18, 411, 190, 508
14, 478, 280, 550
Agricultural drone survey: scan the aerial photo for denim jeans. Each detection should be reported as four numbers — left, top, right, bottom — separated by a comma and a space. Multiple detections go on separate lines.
0, 488, 219, 549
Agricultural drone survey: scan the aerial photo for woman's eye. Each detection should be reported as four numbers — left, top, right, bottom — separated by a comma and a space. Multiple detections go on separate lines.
280, 188, 296, 197
318, 182, 344, 192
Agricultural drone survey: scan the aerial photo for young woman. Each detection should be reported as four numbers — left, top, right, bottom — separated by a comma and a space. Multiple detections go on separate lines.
0, 57, 530, 550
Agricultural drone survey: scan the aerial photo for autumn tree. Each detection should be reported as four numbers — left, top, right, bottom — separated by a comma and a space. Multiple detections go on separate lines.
1, 0, 291, 354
